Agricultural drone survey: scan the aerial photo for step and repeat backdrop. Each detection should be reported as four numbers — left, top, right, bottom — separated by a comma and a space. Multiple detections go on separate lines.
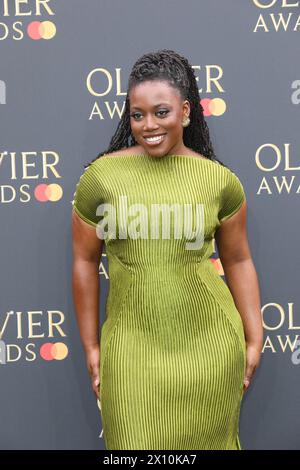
0, 0, 299, 450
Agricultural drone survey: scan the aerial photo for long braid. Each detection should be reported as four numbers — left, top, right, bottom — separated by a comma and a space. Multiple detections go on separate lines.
84, 49, 227, 169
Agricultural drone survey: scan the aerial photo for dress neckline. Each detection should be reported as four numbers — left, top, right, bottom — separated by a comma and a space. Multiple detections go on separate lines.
99, 153, 214, 163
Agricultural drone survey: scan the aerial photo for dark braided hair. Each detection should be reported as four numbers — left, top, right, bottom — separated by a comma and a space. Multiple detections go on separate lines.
84, 49, 227, 169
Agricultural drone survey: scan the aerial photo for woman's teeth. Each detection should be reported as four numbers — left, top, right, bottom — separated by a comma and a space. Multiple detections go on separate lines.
144, 134, 166, 145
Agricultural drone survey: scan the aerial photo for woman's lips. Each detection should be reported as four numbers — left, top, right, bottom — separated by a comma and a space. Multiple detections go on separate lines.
143, 134, 166, 146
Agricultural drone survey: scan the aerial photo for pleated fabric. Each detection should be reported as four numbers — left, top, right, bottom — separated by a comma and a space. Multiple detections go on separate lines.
72, 153, 247, 450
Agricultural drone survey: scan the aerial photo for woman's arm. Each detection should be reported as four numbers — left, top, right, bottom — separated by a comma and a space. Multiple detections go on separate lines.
72, 209, 104, 398
214, 200, 263, 392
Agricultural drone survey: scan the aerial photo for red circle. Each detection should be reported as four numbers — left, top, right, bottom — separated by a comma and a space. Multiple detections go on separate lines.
40, 343, 54, 360
200, 98, 212, 117
27, 21, 42, 40
34, 184, 49, 202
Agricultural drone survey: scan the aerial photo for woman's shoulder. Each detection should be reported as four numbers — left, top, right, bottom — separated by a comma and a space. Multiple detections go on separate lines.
97, 146, 143, 159
210, 158, 243, 180
85, 148, 241, 182
84, 147, 141, 170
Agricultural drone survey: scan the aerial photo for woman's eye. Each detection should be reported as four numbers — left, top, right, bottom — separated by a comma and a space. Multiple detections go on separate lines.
157, 110, 169, 117
130, 110, 169, 120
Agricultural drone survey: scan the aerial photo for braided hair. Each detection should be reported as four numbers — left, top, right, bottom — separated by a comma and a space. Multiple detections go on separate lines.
84, 49, 226, 169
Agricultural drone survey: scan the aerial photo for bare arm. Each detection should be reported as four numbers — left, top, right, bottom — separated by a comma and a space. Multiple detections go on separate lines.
72, 209, 104, 398
214, 200, 263, 391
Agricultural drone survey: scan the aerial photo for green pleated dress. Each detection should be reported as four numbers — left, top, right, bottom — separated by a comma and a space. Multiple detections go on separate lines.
72, 153, 247, 450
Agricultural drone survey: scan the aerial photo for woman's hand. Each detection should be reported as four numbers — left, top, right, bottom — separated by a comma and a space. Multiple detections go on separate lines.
85, 345, 100, 399
243, 342, 262, 393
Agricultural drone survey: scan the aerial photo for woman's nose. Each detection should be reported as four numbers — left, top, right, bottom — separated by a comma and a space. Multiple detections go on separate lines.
143, 115, 159, 130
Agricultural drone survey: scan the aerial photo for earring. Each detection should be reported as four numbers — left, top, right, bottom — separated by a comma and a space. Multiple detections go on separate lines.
182, 116, 190, 127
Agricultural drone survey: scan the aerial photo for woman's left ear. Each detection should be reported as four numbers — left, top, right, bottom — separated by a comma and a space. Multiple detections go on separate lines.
183, 100, 190, 115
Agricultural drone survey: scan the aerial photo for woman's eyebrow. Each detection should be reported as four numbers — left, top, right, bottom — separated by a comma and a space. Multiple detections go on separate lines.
131, 102, 171, 110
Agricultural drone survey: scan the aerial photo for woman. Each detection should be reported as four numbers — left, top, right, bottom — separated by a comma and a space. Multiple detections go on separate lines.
71, 49, 263, 450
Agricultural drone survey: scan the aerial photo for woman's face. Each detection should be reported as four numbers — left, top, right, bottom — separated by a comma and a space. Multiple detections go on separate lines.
129, 80, 190, 157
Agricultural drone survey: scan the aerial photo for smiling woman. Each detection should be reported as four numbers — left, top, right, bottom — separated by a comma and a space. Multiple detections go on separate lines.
85, 49, 225, 166
72, 49, 263, 451
129, 81, 189, 155
130, 103, 170, 146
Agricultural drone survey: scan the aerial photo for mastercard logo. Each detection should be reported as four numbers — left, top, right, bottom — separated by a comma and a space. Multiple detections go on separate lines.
201, 98, 226, 117
40, 342, 68, 361
27, 21, 56, 40
34, 183, 63, 202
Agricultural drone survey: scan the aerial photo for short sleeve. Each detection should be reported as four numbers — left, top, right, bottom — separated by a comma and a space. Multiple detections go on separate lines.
72, 162, 103, 227
218, 169, 246, 223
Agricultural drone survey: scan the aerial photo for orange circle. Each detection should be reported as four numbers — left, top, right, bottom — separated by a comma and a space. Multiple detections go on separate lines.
40, 21, 56, 40
46, 184, 63, 202
52, 342, 68, 360
211, 98, 226, 116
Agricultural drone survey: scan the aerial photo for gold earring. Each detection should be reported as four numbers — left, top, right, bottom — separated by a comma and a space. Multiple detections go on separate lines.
182, 116, 190, 127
